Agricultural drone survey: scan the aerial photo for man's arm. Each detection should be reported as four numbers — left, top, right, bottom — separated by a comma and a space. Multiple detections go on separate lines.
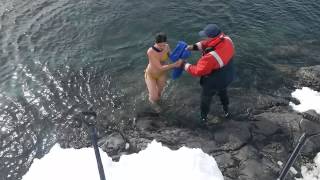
183, 56, 217, 77
186, 42, 203, 51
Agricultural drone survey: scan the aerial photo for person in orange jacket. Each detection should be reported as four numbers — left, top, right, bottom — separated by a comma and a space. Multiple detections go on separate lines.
184, 24, 236, 125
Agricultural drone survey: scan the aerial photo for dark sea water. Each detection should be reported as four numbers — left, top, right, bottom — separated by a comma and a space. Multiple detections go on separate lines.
0, 0, 320, 179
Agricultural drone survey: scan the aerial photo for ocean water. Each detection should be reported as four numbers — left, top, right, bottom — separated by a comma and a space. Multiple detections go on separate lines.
0, 0, 320, 179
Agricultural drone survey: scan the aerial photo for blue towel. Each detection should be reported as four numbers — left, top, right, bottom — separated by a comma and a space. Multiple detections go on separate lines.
169, 41, 191, 79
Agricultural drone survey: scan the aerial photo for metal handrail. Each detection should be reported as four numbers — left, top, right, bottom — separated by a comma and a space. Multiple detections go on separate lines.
81, 111, 107, 180
277, 116, 320, 180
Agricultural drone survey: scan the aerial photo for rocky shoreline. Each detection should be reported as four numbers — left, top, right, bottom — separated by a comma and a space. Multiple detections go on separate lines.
96, 65, 320, 180
1, 66, 320, 180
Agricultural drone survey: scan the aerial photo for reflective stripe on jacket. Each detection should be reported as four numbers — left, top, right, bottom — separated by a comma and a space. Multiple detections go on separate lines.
186, 33, 235, 76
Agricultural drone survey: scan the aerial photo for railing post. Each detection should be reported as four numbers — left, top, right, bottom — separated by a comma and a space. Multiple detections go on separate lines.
277, 133, 307, 180
82, 111, 106, 180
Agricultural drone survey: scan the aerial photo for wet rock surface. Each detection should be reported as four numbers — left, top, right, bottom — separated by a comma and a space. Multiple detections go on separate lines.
296, 65, 320, 91
1, 65, 320, 180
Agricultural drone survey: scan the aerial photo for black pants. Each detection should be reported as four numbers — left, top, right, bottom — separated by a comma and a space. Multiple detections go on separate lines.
200, 88, 229, 119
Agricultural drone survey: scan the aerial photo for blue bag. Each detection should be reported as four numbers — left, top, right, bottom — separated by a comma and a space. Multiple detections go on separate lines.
169, 41, 191, 79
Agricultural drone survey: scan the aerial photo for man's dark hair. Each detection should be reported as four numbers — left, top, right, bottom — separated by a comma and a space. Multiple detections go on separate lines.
155, 32, 167, 43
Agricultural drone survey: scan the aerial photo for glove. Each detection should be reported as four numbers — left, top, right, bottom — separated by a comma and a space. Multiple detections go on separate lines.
183, 62, 191, 71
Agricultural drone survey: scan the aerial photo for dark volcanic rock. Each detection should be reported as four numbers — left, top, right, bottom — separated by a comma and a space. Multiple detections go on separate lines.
2, 66, 320, 180
121, 75, 320, 180
98, 132, 126, 159
296, 65, 320, 91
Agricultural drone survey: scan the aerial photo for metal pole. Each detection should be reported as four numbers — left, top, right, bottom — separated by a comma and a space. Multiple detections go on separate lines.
277, 133, 307, 180
81, 111, 106, 180
90, 125, 106, 180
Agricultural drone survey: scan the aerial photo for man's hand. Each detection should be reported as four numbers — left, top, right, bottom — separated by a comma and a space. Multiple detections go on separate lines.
186, 45, 193, 51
